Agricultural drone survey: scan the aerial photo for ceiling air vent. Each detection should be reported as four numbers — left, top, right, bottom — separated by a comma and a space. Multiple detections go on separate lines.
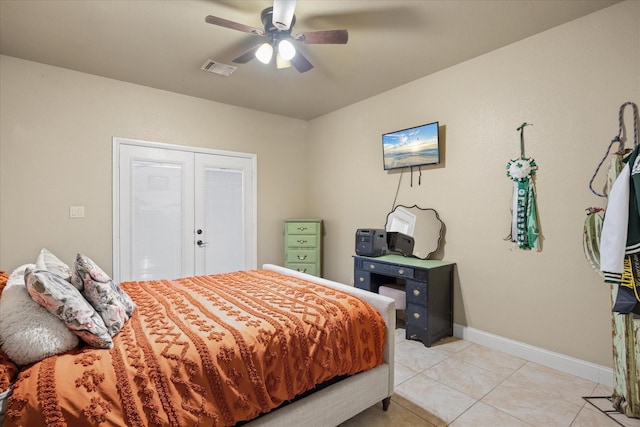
200, 60, 237, 77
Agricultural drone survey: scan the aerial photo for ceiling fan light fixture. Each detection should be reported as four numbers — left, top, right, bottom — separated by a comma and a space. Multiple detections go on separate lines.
278, 39, 296, 61
276, 53, 291, 69
255, 42, 273, 64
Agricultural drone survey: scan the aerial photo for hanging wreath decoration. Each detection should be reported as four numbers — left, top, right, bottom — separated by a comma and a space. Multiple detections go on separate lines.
506, 157, 537, 181
506, 123, 541, 250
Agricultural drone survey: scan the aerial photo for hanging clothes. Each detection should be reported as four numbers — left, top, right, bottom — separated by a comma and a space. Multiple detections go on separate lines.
598, 101, 640, 418
601, 144, 640, 310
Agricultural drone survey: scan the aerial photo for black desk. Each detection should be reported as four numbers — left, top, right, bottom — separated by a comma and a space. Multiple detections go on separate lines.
353, 255, 455, 347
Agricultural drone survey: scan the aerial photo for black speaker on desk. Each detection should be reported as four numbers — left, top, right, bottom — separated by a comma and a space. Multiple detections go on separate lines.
355, 229, 388, 257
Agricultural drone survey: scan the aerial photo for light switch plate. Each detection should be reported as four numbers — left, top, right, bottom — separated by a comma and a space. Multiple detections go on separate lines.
69, 206, 85, 218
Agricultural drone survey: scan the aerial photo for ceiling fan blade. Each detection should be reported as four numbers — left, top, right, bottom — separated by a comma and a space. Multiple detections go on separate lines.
205, 15, 265, 36
296, 29, 348, 44
290, 50, 313, 73
232, 44, 262, 64
272, 0, 297, 31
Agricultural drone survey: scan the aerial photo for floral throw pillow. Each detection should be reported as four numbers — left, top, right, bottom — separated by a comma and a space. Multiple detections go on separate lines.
35, 248, 72, 282
24, 267, 113, 349
71, 253, 136, 336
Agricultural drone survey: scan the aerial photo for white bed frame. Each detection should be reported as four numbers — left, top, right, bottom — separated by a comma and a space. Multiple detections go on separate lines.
250, 265, 396, 427
0, 265, 395, 427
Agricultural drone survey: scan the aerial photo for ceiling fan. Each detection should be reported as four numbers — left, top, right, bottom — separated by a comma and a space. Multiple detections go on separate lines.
205, 0, 348, 73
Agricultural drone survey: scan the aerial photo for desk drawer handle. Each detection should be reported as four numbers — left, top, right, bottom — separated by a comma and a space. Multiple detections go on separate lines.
398, 269, 404, 275
359, 277, 364, 282
296, 226, 308, 231
297, 268, 308, 273
413, 289, 420, 296
297, 239, 308, 244
413, 312, 421, 319
297, 255, 308, 260
369, 264, 375, 270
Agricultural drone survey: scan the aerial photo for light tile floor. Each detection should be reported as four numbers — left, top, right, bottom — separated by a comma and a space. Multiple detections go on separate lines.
340, 328, 640, 427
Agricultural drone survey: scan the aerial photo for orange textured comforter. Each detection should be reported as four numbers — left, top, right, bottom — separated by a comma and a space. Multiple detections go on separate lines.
4, 269, 386, 426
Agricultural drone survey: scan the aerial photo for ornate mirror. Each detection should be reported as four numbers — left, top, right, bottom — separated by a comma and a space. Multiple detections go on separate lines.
385, 205, 444, 259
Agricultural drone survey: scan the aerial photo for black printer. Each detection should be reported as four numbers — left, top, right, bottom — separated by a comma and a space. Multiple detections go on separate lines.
355, 229, 414, 257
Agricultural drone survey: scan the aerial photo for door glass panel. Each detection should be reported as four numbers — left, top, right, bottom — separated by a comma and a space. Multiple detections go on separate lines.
203, 168, 244, 274
131, 160, 183, 280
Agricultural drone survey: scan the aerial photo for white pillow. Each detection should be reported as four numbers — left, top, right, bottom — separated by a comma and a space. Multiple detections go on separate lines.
0, 264, 79, 365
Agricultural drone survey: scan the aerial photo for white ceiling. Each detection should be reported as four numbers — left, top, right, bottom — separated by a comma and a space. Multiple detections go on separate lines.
0, 0, 621, 120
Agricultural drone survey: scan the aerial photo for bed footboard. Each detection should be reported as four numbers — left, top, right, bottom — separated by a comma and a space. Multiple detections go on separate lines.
259, 264, 396, 425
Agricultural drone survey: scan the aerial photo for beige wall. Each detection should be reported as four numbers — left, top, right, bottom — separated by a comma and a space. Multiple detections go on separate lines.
306, 0, 639, 368
0, 55, 308, 273
1, 1, 638, 370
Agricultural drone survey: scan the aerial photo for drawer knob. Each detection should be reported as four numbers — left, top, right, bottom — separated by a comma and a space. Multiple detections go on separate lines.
398, 269, 404, 275
297, 239, 307, 244
297, 255, 307, 260
359, 277, 364, 282
413, 312, 421, 319
369, 264, 375, 270
297, 226, 308, 231
413, 289, 420, 296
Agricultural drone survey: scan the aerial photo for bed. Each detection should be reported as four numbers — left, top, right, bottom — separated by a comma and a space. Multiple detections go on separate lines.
0, 260, 395, 426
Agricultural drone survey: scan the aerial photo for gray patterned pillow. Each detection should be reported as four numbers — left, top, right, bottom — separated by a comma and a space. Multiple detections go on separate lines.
24, 267, 113, 349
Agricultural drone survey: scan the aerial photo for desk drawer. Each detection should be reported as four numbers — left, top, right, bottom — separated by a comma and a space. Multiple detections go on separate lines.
362, 261, 414, 279
406, 281, 428, 305
354, 270, 372, 290
407, 303, 428, 329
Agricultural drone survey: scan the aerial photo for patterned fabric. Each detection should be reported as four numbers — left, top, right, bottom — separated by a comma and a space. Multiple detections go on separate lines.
24, 268, 113, 349
0, 348, 18, 393
35, 248, 72, 281
5, 270, 386, 426
71, 254, 136, 336
0, 270, 7, 297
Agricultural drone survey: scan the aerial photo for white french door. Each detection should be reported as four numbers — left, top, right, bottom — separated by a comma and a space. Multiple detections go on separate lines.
113, 138, 256, 282
194, 153, 253, 275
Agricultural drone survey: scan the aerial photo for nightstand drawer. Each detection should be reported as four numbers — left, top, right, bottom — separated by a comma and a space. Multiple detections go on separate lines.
362, 261, 414, 279
285, 262, 318, 276
286, 222, 319, 235
406, 281, 427, 305
286, 235, 318, 248
286, 249, 318, 263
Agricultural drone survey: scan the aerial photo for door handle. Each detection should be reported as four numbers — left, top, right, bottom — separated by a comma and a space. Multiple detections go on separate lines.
197, 240, 208, 247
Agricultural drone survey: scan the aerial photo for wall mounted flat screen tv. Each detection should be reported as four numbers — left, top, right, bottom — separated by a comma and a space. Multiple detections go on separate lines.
382, 121, 440, 170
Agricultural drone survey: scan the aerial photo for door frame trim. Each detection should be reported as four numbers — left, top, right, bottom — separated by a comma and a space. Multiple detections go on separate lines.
112, 137, 257, 282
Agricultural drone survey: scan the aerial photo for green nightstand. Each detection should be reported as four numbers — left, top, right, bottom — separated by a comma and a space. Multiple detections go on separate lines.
284, 219, 322, 277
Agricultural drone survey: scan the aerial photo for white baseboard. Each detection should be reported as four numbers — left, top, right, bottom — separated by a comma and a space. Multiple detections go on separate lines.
453, 324, 614, 388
